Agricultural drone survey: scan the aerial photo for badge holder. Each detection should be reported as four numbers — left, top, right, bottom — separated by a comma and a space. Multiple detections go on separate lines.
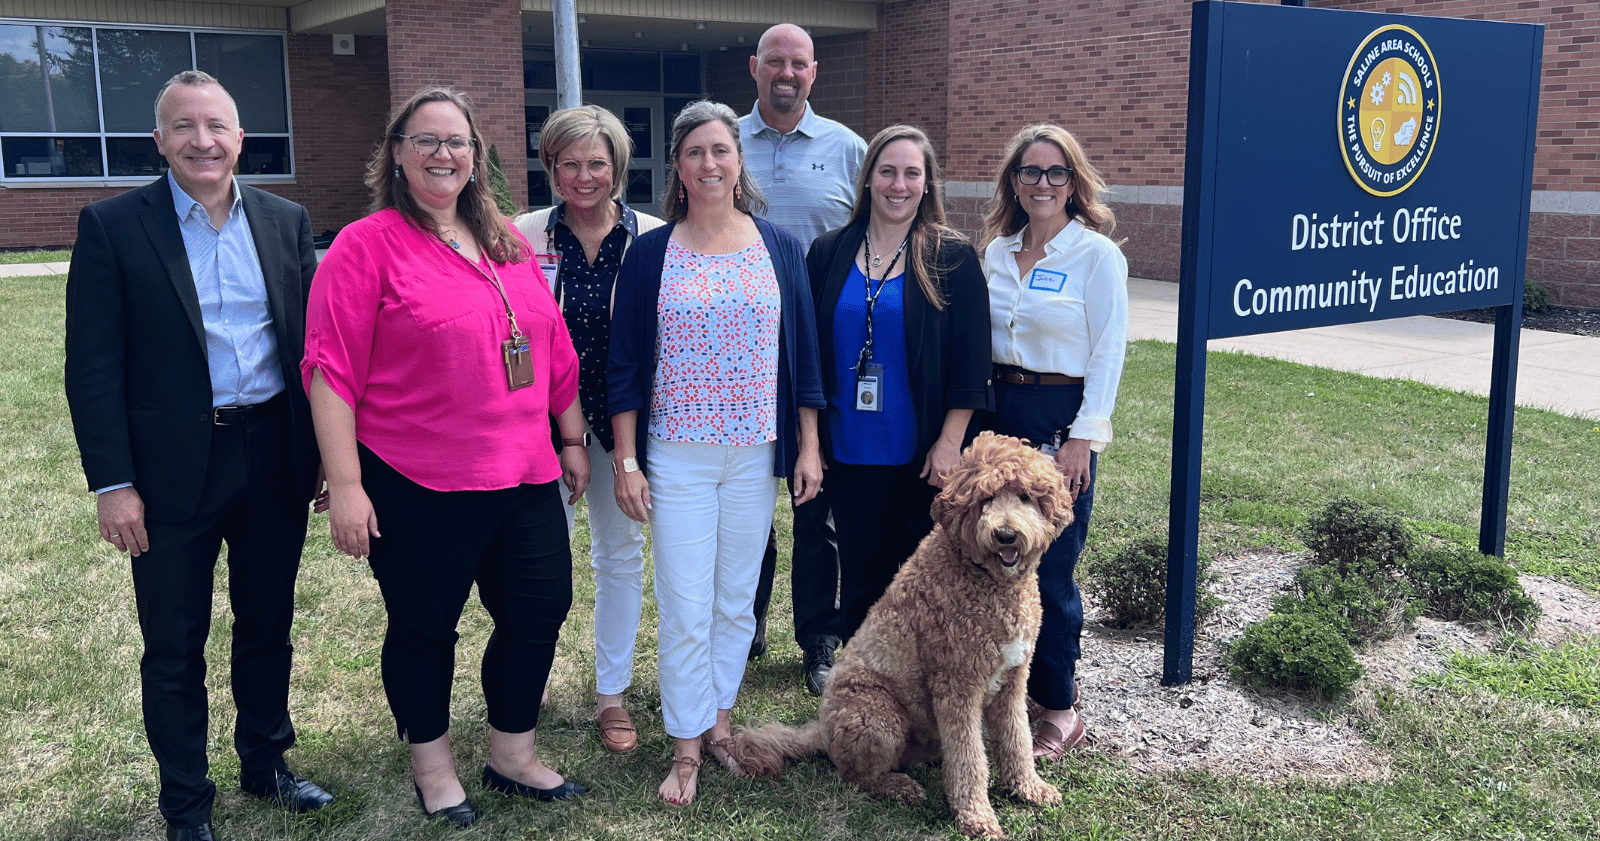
503, 329, 534, 391
855, 359, 884, 412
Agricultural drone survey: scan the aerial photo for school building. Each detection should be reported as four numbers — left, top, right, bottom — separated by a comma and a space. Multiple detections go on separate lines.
1, 1, 1595, 306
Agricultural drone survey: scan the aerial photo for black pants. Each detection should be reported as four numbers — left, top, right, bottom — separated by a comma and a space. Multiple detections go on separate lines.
131, 406, 306, 828
360, 446, 572, 743
827, 461, 939, 642
752, 483, 843, 653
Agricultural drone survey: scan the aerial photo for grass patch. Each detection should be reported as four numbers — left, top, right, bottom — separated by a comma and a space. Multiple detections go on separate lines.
0, 248, 70, 264
2, 274, 1597, 839
1416, 639, 1600, 710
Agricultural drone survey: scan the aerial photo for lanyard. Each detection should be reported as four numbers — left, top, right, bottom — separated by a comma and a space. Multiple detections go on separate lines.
857, 231, 910, 370
444, 238, 526, 346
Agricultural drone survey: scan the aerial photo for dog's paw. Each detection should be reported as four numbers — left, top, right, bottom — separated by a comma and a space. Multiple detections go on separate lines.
876, 772, 928, 805
956, 810, 1005, 839
1014, 774, 1061, 805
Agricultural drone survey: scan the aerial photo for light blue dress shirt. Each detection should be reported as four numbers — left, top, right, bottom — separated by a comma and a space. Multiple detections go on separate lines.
168, 173, 285, 409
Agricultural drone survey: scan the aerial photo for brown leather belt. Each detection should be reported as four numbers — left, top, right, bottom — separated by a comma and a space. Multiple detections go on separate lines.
994, 366, 1084, 386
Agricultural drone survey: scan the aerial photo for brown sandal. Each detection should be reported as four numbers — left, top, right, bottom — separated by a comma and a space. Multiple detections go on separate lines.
702, 734, 744, 777
597, 706, 637, 754
660, 755, 702, 805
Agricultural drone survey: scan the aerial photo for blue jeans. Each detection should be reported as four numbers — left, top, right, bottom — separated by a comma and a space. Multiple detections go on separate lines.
984, 380, 1096, 710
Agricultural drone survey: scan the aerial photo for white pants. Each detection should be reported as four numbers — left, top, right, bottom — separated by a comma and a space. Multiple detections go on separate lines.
563, 423, 648, 696
645, 437, 778, 738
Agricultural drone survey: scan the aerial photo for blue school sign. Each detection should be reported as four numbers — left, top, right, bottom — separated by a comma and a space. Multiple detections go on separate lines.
1165, 1, 1542, 684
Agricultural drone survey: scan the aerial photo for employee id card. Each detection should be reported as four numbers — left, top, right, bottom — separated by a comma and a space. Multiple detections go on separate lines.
855, 361, 884, 411
502, 337, 534, 390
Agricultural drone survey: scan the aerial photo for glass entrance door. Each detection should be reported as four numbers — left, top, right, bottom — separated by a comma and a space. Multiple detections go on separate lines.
524, 94, 664, 217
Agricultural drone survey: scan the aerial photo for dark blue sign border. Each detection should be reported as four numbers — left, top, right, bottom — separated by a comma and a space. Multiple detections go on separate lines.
1164, 1, 1543, 686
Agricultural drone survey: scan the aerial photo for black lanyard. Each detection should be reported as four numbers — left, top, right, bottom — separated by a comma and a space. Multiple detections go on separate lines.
857, 231, 910, 370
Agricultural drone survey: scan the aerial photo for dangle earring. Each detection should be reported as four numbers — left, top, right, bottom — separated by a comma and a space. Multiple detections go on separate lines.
679, 182, 687, 202
394, 166, 403, 179
469, 172, 477, 183
735, 181, 742, 202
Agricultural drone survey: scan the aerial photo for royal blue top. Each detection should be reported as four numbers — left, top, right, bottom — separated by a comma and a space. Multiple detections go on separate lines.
828, 263, 915, 464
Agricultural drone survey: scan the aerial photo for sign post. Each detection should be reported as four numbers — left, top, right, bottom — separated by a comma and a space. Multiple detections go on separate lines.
1164, 1, 1543, 685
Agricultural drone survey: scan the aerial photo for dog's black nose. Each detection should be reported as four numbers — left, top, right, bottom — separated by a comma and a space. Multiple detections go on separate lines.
995, 527, 1017, 545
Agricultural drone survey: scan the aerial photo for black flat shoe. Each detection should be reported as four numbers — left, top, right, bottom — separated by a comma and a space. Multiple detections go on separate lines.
481, 763, 590, 801
240, 767, 335, 813
165, 822, 218, 841
414, 782, 477, 827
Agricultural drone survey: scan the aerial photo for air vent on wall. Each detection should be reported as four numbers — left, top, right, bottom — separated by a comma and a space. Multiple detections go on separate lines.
333, 34, 355, 55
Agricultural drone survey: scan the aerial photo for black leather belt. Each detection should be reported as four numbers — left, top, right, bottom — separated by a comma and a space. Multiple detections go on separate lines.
993, 366, 1084, 386
212, 392, 285, 426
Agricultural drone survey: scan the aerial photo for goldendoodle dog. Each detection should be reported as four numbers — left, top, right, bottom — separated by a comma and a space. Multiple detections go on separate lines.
735, 432, 1075, 839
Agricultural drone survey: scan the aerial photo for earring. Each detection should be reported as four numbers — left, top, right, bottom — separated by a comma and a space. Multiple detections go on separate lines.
469, 173, 476, 183
735, 182, 742, 201
679, 183, 687, 202
394, 166, 402, 179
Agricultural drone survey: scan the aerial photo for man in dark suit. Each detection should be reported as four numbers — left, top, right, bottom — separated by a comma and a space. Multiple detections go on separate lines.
64, 70, 333, 841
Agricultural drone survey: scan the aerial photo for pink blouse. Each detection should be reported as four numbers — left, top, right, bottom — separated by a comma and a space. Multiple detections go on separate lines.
303, 208, 579, 491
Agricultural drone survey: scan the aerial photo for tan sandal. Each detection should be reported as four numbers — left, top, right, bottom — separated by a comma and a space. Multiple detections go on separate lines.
702, 734, 744, 777
597, 706, 638, 754
660, 755, 702, 805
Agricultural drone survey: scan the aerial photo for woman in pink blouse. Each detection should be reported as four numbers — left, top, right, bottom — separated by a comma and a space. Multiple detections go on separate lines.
303, 87, 591, 827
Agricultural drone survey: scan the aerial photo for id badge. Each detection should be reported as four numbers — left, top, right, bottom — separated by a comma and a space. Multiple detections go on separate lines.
535, 252, 560, 294
502, 338, 535, 391
855, 362, 884, 412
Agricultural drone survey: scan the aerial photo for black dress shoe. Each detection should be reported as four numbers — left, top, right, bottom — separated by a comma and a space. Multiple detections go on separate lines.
748, 615, 769, 660
415, 782, 477, 828
240, 767, 335, 813
481, 763, 590, 801
804, 643, 835, 697
165, 821, 218, 841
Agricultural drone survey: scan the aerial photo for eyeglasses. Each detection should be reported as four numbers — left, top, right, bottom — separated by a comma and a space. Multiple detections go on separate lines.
556, 159, 613, 179
1013, 165, 1073, 186
397, 134, 475, 156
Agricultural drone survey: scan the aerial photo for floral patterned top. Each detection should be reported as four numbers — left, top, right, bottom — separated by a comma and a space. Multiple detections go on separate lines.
650, 238, 780, 445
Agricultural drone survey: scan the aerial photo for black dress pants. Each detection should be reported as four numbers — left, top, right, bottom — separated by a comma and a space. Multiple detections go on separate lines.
131, 407, 306, 828
752, 482, 843, 653
827, 461, 939, 642
359, 446, 572, 744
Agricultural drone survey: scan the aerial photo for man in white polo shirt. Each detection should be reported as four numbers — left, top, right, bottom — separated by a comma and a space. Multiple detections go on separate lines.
739, 22, 867, 696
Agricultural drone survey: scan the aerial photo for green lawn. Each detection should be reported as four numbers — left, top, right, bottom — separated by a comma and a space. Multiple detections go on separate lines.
2, 273, 1596, 840
0, 248, 70, 265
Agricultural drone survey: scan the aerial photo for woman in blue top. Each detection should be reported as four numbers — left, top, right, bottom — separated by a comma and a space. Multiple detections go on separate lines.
806, 125, 992, 640
607, 100, 824, 805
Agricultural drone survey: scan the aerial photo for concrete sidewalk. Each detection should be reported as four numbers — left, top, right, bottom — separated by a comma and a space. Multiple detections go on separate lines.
1129, 277, 1600, 421
7, 262, 1595, 420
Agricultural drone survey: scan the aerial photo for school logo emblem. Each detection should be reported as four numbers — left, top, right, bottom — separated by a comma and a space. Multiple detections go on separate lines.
1339, 25, 1440, 197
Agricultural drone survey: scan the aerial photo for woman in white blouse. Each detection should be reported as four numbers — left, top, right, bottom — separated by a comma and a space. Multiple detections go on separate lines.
978, 124, 1128, 762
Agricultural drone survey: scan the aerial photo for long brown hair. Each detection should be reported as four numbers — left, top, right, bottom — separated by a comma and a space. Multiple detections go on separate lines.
978, 124, 1115, 251
660, 100, 766, 222
365, 86, 528, 264
846, 125, 964, 310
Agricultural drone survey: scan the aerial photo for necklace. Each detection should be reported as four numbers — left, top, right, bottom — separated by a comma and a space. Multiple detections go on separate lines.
866, 232, 909, 268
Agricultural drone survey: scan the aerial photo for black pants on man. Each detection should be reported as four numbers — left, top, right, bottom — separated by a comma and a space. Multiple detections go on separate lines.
751, 483, 842, 654
131, 406, 306, 828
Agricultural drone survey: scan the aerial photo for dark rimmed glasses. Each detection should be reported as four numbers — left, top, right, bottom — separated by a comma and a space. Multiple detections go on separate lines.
397, 134, 476, 156
1013, 165, 1073, 186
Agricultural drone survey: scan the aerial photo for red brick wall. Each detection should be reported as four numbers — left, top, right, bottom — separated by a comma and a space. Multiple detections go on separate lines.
868, 0, 951, 155
385, 0, 527, 212
810, 32, 869, 136
271, 33, 389, 235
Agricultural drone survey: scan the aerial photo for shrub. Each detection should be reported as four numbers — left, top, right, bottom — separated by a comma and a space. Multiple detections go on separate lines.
1524, 278, 1550, 313
1405, 545, 1542, 630
486, 144, 518, 217
1299, 497, 1413, 578
1226, 612, 1363, 695
1086, 536, 1219, 629
1273, 563, 1420, 645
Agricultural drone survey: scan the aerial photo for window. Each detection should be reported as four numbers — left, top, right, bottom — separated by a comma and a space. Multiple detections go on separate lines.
0, 21, 291, 182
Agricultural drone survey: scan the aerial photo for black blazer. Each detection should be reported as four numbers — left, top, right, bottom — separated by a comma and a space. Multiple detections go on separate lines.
807, 219, 993, 467
64, 177, 320, 522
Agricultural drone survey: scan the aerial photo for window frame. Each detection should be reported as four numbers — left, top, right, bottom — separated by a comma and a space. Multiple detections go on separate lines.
0, 18, 293, 187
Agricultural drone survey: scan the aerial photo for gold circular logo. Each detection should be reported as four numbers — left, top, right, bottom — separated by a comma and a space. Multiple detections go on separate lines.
1339, 25, 1441, 196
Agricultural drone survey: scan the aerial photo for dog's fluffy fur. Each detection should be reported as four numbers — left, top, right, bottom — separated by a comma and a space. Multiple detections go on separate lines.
735, 433, 1075, 838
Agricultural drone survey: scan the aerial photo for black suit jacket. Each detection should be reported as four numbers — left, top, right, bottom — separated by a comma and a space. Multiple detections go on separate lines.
64, 177, 320, 522
806, 220, 993, 467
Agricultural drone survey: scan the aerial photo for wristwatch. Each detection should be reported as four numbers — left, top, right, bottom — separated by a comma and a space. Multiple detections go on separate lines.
561, 433, 590, 448
612, 456, 640, 476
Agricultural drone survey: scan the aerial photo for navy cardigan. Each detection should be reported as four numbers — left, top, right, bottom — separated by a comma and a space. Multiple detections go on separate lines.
808, 219, 993, 467
607, 216, 825, 479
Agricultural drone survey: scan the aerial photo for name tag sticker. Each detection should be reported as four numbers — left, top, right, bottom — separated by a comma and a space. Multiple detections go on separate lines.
1028, 268, 1068, 293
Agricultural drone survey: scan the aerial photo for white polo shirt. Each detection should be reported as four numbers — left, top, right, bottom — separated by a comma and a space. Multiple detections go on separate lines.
984, 218, 1130, 446
740, 103, 867, 247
